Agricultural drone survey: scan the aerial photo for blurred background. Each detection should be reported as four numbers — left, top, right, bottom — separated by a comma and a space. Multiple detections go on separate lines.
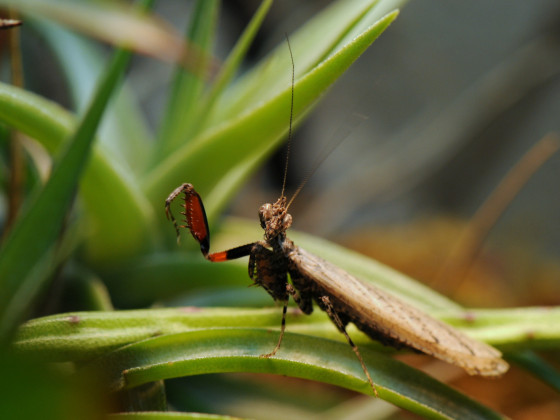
222, 3, 560, 416
211, 0, 560, 309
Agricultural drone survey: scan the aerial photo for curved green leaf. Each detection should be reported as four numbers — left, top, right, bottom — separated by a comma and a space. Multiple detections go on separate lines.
157, 0, 274, 160
437, 307, 560, 350
507, 350, 560, 392
103, 253, 248, 307
83, 328, 503, 419
0, 47, 131, 340
215, 0, 403, 121
15, 306, 560, 362
14, 308, 310, 362
110, 217, 460, 310
0, 83, 157, 262
143, 8, 400, 228
190, 0, 273, 141
31, 18, 152, 174
157, 0, 221, 157
17, 305, 560, 416
109, 413, 238, 420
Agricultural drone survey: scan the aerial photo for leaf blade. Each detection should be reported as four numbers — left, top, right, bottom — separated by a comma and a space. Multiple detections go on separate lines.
17, 306, 560, 363
0, 82, 156, 263
85, 328, 504, 419
157, 0, 220, 156
0, 47, 131, 340
144, 10, 400, 228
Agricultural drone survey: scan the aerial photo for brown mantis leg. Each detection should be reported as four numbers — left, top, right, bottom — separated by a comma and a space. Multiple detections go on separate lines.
260, 283, 301, 358
320, 296, 378, 397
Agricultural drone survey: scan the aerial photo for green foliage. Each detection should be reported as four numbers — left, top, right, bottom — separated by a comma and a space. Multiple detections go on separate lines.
0, 0, 558, 419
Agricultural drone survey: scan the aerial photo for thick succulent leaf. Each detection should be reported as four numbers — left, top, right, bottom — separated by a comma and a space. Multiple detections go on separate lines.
80, 328, 503, 419
144, 8, 400, 229
0, 83, 156, 263
19, 303, 560, 417
0, 350, 105, 420
436, 307, 560, 350
109, 413, 240, 420
0, 48, 132, 340
157, 0, 274, 160
109, 413, 239, 420
14, 307, 560, 362
214, 0, 404, 122
111, 217, 460, 310
17, 305, 560, 416
157, 0, 221, 157
31, 18, 152, 174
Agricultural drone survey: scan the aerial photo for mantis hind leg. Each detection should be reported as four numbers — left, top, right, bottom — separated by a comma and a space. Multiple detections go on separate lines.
320, 296, 379, 397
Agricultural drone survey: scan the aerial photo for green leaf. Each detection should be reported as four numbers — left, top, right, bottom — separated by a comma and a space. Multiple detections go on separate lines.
110, 217, 460, 310
2, 0, 187, 65
82, 328, 503, 419
109, 412, 240, 420
21, 304, 560, 416
214, 0, 402, 121
157, 0, 274, 157
0, 83, 156, 263
507, 350, 560, 392
157, 0, 220, 157
436, 306, 560, 350
16, 306, 560, 363
144, 8, 400, 229
103, 253, 249, 307
14, 308, 299, 362
31, 17, 152, 174
0, 350, 105, 420
0, 47, 132, 341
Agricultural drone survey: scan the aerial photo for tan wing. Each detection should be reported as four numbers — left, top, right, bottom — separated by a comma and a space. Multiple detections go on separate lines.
289, 246, 508, 377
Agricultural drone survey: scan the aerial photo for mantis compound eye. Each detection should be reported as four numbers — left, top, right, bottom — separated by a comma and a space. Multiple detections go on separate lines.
259, 203, 273, 228
283, 213, 292, 230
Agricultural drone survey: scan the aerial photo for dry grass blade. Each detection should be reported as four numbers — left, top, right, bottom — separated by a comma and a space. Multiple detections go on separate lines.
432, 133, 560, 294
12, 0, 217, 78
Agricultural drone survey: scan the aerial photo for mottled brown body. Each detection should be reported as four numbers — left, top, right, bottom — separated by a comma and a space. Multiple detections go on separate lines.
165, 190, 509, 395
164, 35, 507, 395
286, 245, 507, 376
